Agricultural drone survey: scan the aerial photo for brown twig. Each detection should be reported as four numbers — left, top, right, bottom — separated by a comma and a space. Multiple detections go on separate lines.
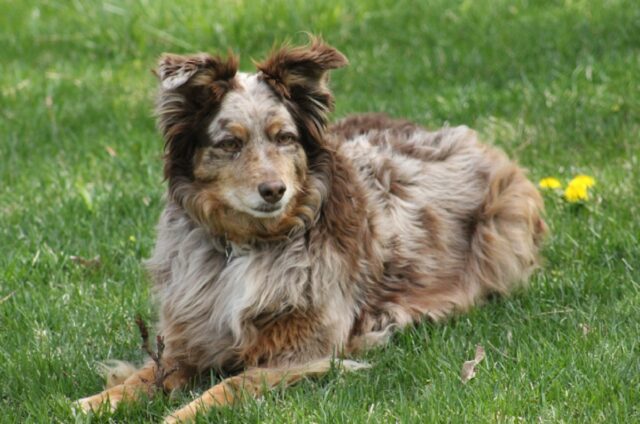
135, 315, 178, 392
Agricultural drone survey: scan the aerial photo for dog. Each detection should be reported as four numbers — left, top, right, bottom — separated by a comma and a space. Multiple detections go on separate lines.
76, 37, 546, 422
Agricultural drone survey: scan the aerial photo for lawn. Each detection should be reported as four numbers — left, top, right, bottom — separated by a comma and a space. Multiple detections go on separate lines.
1, 0, 639, 422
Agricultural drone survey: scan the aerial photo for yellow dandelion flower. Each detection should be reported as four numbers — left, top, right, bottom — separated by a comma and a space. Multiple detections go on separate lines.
539, 177, 562, 189
569, 175, 595, 188
564, 181, 589, 202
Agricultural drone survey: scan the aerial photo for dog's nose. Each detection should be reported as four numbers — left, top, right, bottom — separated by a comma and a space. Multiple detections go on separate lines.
258, 180, 286, 204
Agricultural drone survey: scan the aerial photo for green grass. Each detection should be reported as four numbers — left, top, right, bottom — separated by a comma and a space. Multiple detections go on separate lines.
1, 0, 639, 422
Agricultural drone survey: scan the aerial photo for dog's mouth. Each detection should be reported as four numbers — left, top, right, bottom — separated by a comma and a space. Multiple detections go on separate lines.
226, 192, 288, 219
252, 204, 282, 213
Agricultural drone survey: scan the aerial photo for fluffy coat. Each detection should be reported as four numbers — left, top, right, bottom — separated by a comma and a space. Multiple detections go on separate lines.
76, 38, 546, 423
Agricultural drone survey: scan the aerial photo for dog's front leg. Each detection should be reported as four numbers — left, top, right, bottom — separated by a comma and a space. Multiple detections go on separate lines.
75, 359, 192, 414
163, 359, 368, 423
162, 372, 252, 424
164, 366, 312, 423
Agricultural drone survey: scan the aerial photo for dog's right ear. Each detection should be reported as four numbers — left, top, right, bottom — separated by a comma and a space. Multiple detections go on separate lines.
155, 52, 238, 182
155, 52, 238, 100
157, 53, 207, 90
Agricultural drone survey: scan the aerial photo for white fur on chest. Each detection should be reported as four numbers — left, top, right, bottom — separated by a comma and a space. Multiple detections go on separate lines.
149, 207, 314, 341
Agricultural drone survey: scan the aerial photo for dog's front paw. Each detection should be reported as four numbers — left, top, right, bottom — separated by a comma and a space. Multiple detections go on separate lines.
162, 415, 180, 424
73, 391, 119, 414
162, 404, 199, 424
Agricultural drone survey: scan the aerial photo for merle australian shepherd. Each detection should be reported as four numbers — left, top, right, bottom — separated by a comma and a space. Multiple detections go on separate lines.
76, 38, 546, 422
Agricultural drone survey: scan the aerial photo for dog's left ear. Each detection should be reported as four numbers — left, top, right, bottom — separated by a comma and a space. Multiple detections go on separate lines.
256, 37, 348, 135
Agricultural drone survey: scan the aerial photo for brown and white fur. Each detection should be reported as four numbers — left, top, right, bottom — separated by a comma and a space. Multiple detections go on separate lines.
75, 38, 546, 422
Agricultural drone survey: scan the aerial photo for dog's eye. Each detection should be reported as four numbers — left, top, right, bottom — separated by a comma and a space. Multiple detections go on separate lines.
276, 133, 298, 146
217, 138, 242, 152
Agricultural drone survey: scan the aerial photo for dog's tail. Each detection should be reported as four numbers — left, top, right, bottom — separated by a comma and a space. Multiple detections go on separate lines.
465, 148, 547, 297
164, 358, 369, 423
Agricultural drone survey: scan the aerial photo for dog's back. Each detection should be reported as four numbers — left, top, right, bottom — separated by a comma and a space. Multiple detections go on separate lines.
329, 114, 546, 351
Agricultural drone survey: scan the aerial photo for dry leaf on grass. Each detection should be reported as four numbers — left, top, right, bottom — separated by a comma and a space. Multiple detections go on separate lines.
70, 255, 101, 268
460, 344, 485, 384
105, 146, 117, 157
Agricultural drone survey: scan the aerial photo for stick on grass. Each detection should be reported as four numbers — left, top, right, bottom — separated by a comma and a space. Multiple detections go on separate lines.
135, 315, 178, 391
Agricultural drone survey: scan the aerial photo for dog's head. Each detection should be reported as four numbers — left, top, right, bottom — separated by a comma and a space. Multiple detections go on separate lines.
155, 38, 347, 242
